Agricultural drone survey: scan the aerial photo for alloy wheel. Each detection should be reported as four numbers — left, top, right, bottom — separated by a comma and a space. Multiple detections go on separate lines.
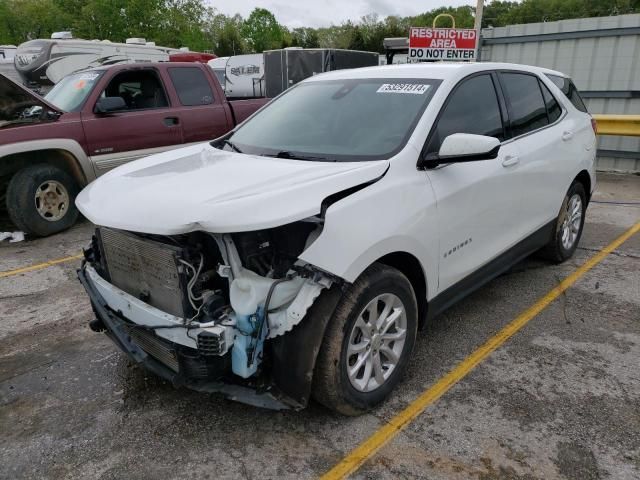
346, 293, 408, 392
560, 193, 582, 250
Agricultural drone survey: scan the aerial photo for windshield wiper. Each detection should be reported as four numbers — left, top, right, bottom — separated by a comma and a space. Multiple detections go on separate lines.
264, 151, 331, 162
221, 139, 243, 153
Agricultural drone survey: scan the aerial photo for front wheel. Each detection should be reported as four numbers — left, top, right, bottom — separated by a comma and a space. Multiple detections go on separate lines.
312, 263, 418, 415
541, 181, 587, 263
6, 164, 80, 237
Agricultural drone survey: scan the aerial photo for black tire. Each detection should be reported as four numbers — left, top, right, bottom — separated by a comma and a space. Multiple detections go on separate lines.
312, 263, 418, 415
6, 164, 80, 237
540, 181, 587, 263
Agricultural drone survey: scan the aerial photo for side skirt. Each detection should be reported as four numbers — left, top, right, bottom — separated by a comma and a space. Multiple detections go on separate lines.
426, 220, 555, 321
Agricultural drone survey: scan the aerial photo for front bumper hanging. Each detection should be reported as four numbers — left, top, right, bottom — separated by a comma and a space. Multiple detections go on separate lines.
77, 263, 297, 410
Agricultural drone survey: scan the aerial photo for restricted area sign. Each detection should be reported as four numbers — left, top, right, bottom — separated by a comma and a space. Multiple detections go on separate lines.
409, 27, 478, 61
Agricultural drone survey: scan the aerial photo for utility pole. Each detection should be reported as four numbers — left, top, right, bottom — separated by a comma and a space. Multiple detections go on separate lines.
474, 0, 484, 61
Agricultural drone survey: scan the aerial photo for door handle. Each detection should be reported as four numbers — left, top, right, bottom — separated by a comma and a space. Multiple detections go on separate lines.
502, 155, 519, 167
164, 117, 179, 126
561, 130, 574, 141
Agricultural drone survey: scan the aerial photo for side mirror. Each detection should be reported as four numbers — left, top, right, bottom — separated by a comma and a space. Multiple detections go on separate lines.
95, 96, 126, 114
420, 133, 501, 169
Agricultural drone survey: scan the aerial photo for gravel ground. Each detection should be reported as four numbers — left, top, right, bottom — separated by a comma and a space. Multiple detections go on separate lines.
0, 172, 638, 480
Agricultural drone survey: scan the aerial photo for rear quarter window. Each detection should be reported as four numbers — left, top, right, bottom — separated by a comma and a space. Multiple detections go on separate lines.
545, 74, 588, 113
168, 67, 214, 106
540, 82, 562, 123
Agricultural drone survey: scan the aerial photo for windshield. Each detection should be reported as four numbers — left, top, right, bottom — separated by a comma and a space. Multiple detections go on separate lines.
45, 71, 104, 112
226, 78, 440, 161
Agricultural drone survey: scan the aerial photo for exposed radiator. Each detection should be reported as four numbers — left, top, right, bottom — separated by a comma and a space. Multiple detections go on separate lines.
98, 227, 188, 318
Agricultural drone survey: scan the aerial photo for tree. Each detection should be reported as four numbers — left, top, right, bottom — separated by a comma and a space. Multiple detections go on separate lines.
153, 0, 212, 50
2, 0, 640, 54
348, 26, 366, 50
482, 1, 519, 27
241, 8, 283, 53
408, 5, 475, 29
208, 13, 246, 56
0, 0, 74, 44
291, 27, 320, 48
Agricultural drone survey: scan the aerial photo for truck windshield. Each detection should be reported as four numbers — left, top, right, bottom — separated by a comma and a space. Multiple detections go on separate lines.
45, 71, 104, 112
227, 78, 441, 161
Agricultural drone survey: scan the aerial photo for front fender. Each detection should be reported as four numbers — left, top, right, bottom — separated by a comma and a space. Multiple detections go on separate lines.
269, 285, 343, 407
0, 138, 94, 184
299, 169, 438, 299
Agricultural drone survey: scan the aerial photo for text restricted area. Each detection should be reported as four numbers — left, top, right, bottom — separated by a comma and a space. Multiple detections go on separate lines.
409, 27, 478, 60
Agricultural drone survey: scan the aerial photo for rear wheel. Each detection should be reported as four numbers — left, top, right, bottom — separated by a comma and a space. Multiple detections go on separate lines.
312, 263, 418, 415
6, 164, 80, 237
541, 181, 586, 263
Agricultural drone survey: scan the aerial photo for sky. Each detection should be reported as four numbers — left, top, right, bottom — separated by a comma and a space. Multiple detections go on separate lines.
207, 0, 474, 29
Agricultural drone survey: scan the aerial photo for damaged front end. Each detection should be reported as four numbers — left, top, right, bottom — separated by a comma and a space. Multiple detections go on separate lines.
78, 219, 341, 410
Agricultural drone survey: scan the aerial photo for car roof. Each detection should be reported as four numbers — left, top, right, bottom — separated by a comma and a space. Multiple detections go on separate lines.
304, 62, 568, 83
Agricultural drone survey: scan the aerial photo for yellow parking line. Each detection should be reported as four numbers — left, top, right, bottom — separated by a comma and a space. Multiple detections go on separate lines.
321, 220, 640, 480
0, 253, 83, 279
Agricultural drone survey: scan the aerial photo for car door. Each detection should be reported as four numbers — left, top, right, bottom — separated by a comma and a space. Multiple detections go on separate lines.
165, 66, 234, 144
424, 73, 523, 293
497, 72, 574, 236
81, 68, 184, 176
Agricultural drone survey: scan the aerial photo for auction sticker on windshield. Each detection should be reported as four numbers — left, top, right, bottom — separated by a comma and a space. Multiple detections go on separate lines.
377, 83, 431, 94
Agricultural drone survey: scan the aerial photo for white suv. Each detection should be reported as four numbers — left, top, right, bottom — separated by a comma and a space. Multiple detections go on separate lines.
77, 62, 596, 414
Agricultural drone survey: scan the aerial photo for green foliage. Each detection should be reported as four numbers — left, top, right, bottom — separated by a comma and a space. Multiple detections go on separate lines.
1, 0, 639, 53
0, 0, 74, 44
482, 0, 639, 26
408, 6, 475, 28
241, 8, 283, 53
290, 28, 320, 48
207, 13, 247, 56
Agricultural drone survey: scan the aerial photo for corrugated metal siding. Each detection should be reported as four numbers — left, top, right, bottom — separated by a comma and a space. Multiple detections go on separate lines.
481, 14, 640, 172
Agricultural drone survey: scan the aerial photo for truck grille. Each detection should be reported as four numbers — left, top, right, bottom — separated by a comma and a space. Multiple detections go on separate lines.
98, 227, 188, 318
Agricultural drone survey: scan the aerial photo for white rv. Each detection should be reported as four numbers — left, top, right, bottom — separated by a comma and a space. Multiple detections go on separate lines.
0, 45, 16, 64
208, 54, 265, 98
208, 56, 229, 91
14, 32, 182, 89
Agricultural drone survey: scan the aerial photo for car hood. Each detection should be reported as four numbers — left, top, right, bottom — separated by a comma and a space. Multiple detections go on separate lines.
76, 143, 389, 234
0, 73, 62, 129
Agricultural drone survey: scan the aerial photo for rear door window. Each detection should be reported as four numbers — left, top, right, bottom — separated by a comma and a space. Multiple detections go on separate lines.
545, 74, 588, 113
425, 74, 504, 155
168, 67, 214, 106
500, 73, 548, 137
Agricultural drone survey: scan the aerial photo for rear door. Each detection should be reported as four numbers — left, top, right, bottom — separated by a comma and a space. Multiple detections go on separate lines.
166, 66, 233, 143
425, 73, 522, 293
497, 71, 577, 235
82, 68, 183, 175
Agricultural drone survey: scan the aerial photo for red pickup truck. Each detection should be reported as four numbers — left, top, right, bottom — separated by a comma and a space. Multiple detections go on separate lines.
0, 62, 268, 236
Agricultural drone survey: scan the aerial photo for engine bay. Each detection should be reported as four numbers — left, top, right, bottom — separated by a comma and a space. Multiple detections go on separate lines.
86, 218, 334, 394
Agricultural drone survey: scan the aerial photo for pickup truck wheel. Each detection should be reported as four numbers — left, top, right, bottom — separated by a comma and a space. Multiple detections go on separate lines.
312, 263, 418, 415
540, 181, 586, 263
6, 164, 80, 237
